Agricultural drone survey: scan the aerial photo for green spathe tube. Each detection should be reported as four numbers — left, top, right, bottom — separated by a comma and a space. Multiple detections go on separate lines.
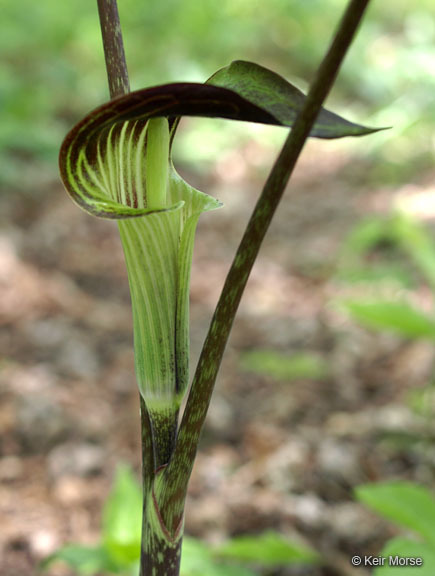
118, 166, 221, 411
59, 111, 221, 462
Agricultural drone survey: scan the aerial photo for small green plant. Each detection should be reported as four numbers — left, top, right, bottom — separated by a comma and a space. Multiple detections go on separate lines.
339, 211, 435, 340
56, 0, 380, 573
44, 466, 318, 576
355, 481, 435, 575
43, 466, 141, 576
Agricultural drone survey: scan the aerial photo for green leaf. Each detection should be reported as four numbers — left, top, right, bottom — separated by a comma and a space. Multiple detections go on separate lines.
240, 350, 328, 382
41, 544, 115, 575
343, 300, 435, 339
181, 537, 256, 576
374, 538, 435, 576
355, 482, 435, 547
102, 466, 142, 566
216, 531, 319, 566
207, 60, 382, 139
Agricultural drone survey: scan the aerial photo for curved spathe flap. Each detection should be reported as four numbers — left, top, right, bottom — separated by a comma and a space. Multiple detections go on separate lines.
59, 61, 383, 219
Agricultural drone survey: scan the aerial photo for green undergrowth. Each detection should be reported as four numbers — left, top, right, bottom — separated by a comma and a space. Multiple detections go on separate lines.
43, 465, 319, 576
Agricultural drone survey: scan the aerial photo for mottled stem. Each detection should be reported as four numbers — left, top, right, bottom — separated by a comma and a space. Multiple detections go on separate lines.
96, 0, 130, 99
140, 489, 183, 576
160, 0, 372, 532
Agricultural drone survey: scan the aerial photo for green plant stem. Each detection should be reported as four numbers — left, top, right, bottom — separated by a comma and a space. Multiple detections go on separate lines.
160, 0, 372, 533
96, 2, 180, 574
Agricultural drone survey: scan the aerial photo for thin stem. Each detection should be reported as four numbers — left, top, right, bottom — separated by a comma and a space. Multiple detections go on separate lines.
96, 0, 130, 99
161, 0, 372, 532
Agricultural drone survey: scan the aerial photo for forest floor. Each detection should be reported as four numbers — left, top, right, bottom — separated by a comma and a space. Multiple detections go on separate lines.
1, 132, 434, 576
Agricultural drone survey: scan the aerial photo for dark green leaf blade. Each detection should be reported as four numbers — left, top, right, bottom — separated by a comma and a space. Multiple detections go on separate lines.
207, 60, 383, 138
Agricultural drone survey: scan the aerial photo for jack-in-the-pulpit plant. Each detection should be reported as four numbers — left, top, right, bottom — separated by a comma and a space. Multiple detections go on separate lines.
58, 0, 380, 574
59, 60, 378, 469
63, 112, 221, 467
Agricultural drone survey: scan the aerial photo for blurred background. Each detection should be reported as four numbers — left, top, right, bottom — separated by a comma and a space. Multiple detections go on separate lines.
1, 0, 435, 574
